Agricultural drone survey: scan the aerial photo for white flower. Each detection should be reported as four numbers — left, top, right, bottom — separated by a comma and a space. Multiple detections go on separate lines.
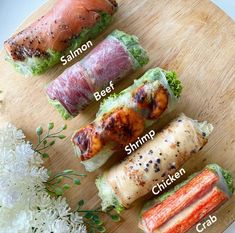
0, 123, 86, 233
52, 219, 70, 233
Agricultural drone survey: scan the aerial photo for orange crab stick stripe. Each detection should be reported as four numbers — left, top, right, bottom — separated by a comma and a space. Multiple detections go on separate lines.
163, 187, 228, 233
141, 169, 219, 232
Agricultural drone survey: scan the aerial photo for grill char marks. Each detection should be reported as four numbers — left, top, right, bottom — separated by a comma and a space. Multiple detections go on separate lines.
102, 107, 145, 145
4, 0, 117, 61
132, 84, 169, 119
73, 107, 145, 161
72, 124, 103, 161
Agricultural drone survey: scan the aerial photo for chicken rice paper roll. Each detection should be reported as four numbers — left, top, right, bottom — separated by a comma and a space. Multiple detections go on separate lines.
46, 30, 149, 119
139, 164, 234, 233
96, 114, 213, 213
4, 0, 118, 76
72, 68, 182, 172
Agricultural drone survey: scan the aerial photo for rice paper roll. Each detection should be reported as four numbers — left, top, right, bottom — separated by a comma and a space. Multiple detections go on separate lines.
139, 164, 234, 233
4, 0, 118, 76
72, 68, 183, 172
46, 30, 149, 119
95, 114, 213, 213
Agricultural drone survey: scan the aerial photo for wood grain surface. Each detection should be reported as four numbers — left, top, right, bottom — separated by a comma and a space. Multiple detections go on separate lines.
0, 0, 235, 232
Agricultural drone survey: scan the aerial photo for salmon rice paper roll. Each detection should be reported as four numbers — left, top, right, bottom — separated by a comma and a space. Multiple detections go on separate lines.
139, 164, 234, 233
46, 30, 149, 119
4, 0, 118, 76
72, 68, 183, 172
95, 114, 214, 213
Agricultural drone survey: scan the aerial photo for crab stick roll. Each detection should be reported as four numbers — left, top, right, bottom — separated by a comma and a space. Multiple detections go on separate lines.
4, 0, 118, 76
72, 68, 182, 171
95, 114, 213, 213
46, 30, 149, 119
139, 164, 234, 233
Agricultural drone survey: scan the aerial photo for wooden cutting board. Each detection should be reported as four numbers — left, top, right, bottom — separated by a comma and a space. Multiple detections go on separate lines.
0, 0, 235, 232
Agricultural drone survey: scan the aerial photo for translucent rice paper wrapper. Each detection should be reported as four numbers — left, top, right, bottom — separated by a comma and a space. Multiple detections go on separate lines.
73, 68, 182, 172
46, 30, 149, 119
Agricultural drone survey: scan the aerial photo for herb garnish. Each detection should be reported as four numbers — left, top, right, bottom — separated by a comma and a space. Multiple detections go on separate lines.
34, 122, 67, 158
77, 200, 121, 233
46, 169, 87, 196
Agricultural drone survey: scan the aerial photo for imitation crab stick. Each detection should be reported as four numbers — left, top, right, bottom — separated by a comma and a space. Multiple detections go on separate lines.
139, 164, 234, 233
4, 0, 118, 76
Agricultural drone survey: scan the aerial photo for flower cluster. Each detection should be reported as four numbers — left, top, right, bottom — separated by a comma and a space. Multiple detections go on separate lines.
0, 123, 86, 233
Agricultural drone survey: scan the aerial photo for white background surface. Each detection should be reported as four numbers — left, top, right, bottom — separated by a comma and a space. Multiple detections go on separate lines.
0, 0, 234, 232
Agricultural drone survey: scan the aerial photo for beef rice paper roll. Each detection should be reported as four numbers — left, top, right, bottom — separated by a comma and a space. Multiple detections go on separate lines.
72, 68, 182, 172
4, 0, 118, 76
96, 114, 213, 213
139, 164, 234, 233
46, 30, 149, 119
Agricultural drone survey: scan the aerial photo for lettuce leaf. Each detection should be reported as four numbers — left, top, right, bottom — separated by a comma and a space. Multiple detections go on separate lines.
111, 30, 149, 69
207, 164, 234, 194
47, 98, 72, 120
96, 176, 125, 214
163, 70, 182, 98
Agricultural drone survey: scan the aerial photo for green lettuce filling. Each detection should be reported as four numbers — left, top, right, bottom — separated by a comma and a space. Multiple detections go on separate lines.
47, 98, 72, 120
6, 49, 61, 77
6, 12, 113, 76
207, 164, 234, 194
163, 70, 182, 98
111, 30, 149, 69
96, 176, 125, 214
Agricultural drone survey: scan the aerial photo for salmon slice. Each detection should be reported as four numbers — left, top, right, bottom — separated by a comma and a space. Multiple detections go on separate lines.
141, 169, 219, 232
158, 187, 228, 233
4, 0, 117, 61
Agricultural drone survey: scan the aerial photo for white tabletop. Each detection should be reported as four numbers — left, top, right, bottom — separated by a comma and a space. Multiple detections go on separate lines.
0, 0, 234, 232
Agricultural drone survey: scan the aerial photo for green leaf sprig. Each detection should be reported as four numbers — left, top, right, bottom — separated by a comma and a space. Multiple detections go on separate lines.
46, 169, 87, 197
34, 122, 67, 158
77, 200, 121, 233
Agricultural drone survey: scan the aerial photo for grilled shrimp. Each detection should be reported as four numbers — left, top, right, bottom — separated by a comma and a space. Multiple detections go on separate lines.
133, 85, 168, 119
150, 86, 168, 119
72, 124, 103, 160
102, 107, 145, 145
